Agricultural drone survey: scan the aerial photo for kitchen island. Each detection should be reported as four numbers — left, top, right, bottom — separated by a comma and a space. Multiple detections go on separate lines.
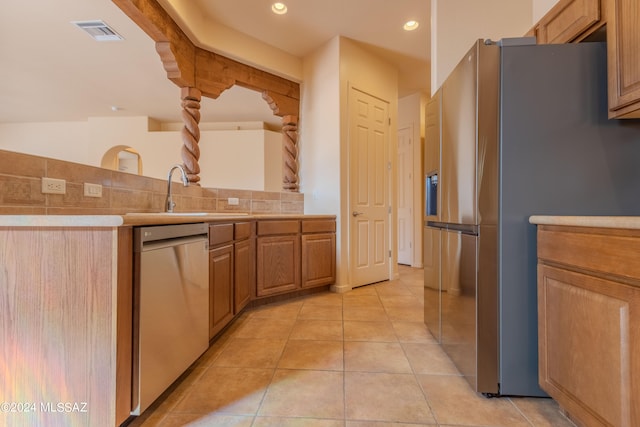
0, 213, 335, 427
530, 215, 640, 427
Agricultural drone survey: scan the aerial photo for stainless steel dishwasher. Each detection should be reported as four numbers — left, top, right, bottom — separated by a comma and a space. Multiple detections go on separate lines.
131, 223, 209, 415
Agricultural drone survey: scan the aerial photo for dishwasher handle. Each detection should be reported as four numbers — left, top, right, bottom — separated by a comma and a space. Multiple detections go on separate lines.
140, 235, 208, 252
134, 223, 208, 252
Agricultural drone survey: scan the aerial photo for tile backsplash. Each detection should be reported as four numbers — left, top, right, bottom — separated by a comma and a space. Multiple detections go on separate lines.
0, 150, 303, 215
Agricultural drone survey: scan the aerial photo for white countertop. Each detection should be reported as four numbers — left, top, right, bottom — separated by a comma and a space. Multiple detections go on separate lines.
529, 215, 640, 230
0, 215, 124, 227
0, 213, 336, 227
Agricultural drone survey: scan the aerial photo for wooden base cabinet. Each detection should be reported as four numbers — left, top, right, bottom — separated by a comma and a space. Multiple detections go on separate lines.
301, 233, 335, 288
301, 219, 336, 288
256, 218, 336, 297
536, 225, 640, 427
257, 234, 301, 297
209, 244, 235, 339
233, 221, 255, 314
209, 221, 255, 339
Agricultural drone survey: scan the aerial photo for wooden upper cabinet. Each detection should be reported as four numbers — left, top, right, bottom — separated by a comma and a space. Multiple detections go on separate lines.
607, 0, 640, 118
535, 0, 601, 43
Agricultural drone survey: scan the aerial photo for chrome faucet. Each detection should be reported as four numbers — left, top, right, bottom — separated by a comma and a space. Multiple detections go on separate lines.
165, 164, 189, 212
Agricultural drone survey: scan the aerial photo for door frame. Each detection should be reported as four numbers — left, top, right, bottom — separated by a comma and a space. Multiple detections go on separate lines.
396, 124, 414, 266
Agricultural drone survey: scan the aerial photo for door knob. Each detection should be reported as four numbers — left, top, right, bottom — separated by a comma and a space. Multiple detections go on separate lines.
352, 211, 364, 217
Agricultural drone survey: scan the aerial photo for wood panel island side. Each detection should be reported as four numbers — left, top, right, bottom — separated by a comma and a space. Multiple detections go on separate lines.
0, 216, 131, 427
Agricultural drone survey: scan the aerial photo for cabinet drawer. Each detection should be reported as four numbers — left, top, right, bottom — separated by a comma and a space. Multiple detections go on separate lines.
301, 219, 336, 234
234, 221, 254, 240
537, 225, 640, 282
209, 223, 234, 246
257, 220, 300, 236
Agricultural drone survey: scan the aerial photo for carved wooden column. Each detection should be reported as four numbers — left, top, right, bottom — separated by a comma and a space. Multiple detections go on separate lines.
282, 115, 299, 192
264, 89, 301, 192
114, 1, 302, 191
180, 87, 201, 184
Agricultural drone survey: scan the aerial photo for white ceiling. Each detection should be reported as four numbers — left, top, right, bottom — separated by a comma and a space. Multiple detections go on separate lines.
0, 0, 430, 127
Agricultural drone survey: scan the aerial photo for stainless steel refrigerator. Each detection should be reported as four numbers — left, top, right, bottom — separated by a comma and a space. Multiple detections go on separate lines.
423, 38, 640, 397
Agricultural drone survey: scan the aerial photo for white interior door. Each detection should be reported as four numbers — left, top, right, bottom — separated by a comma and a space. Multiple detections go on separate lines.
349, 87, 389, 287
397, 125, 413, 265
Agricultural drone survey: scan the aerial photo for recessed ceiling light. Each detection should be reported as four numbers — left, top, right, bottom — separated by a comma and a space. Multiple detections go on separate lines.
272, 2, 287, 15
403, 20, 419, 31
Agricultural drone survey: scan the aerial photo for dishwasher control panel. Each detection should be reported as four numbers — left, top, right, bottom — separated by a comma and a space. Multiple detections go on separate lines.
133, 222, 208, 251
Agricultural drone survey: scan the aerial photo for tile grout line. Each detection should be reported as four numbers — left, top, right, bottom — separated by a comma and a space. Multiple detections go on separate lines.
251, 296, 307, 423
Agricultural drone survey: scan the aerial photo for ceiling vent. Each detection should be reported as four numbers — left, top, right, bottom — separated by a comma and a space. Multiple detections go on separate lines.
72, 20, 124, 41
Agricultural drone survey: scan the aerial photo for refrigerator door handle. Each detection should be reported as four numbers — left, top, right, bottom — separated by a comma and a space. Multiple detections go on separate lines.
426, 220, 447, 228
426, 221, 478, 236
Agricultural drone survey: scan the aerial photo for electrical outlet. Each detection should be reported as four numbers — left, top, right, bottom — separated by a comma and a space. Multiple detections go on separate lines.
41, 177, 66, 194
84, 183, 103, 198
227, 197, 239, 206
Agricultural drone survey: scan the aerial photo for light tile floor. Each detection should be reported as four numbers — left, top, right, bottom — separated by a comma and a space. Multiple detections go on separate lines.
129, 265, 575, 427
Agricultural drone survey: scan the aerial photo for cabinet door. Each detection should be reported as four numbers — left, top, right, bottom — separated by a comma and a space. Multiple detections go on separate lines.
209, 245, 234, 339
256, 235, 300, 296
607, 0, 640, 118
535, 0, 600, 44
301, 233, 335, 288
538, 264, 640, 427
234, 238, 254, 313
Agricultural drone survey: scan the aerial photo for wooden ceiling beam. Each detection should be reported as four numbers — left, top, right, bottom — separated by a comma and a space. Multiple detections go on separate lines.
112, 0, 299, 116
195, 48, 300, 103
262, 91, 300, 117
113, 0, 195, 88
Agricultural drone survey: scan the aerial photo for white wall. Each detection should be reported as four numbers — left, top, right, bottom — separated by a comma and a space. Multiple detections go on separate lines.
300, 36, 399, 290
0, 121, 90, 165
533, 0, 560, 22
300, 37, 341, 217
338, 37, 400, 285
87, 117, 173, 180
431, 0, 533, 94
299, 36, 342, 285
264, 130, 284, 192
0, 117, 281, 190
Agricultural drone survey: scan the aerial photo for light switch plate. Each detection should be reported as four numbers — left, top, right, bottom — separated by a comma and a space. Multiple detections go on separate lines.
84, 183, 103, 198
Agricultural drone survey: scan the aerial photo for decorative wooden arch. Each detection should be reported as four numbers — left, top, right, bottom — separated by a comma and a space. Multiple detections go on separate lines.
113, 0, 300, 191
